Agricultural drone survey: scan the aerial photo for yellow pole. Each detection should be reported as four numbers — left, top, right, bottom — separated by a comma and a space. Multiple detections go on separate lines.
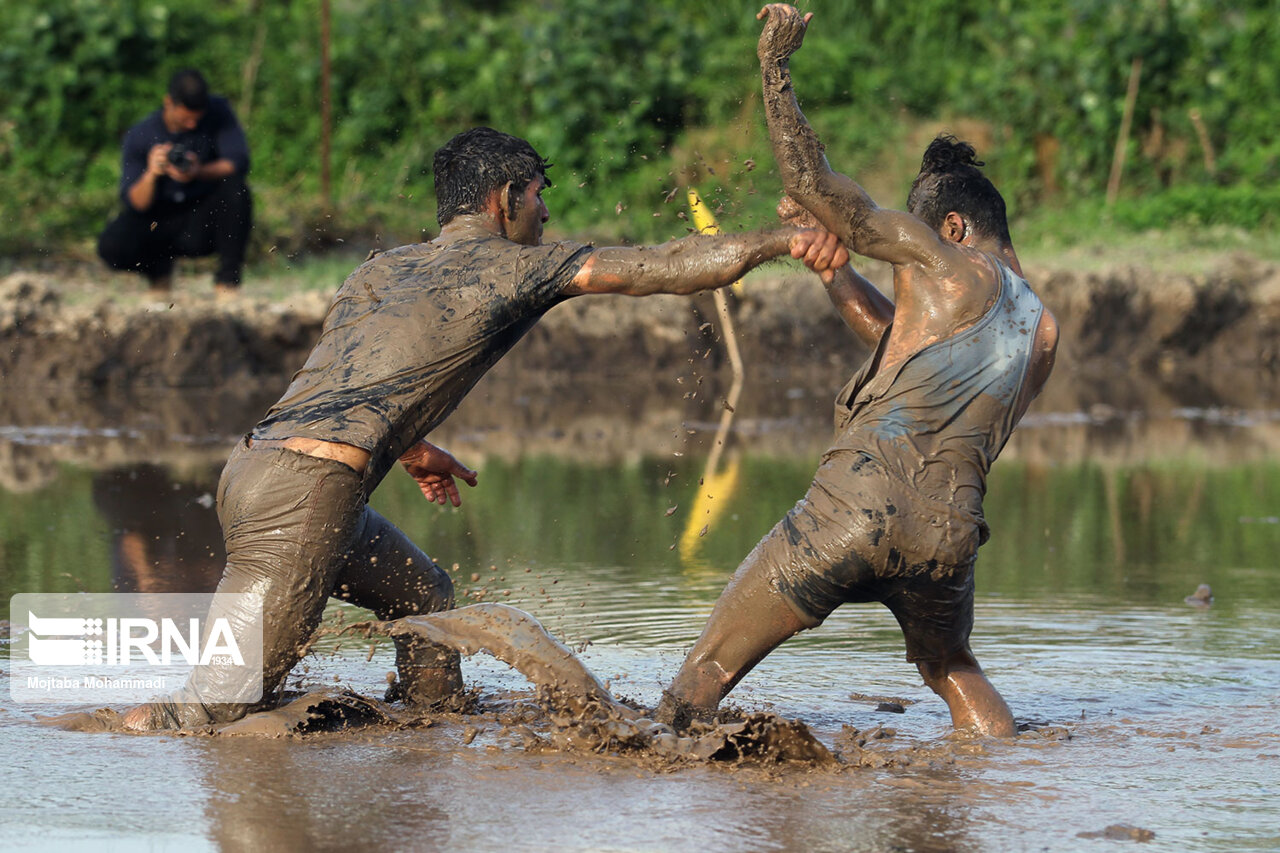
678, 188, 748, 567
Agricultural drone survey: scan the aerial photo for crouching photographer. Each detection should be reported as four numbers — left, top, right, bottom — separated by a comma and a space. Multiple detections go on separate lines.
97, 68, 253, 299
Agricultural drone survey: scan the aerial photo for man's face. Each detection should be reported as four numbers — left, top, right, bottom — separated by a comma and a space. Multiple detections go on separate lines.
505, 176, 549, 246
162, 96, 204, 134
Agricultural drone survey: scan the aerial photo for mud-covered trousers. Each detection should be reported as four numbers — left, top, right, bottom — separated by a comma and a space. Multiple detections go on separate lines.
152, 437, 456, 727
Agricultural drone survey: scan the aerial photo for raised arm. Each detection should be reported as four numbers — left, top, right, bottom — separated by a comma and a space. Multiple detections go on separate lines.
563, 227, 845, 297
756, 4, 941, 269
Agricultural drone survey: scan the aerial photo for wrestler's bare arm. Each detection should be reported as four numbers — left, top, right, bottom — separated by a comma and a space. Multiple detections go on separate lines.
756, 4, 944, 271
564, 227, 845, 297
822, 265, 894, 346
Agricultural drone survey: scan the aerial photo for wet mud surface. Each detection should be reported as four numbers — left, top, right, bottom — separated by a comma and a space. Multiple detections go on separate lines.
39, 604, 845, 768
5, 556, 1279, 850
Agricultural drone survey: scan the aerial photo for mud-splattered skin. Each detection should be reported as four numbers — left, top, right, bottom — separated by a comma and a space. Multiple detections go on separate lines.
657, 6, 1060, 738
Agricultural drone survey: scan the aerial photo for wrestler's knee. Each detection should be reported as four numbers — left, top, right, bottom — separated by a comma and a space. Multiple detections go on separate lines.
392, 562, 454, 616
424, 564, 455, 611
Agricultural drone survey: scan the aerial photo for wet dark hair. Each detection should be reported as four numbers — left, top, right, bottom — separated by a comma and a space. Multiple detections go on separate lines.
167, 69, 210, 112
433, 127, 552, 226
906, 134, 1011, 244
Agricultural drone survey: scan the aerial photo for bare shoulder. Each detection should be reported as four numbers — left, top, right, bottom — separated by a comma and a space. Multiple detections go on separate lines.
907, 242, 999, 302
1035, 303, 1059, 357
854, 206, 963, 273
1023, 305, 1059, 395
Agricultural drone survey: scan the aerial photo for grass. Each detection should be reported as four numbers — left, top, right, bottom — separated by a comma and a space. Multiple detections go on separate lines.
241, 205, 1278, 295
1014, 200, 1280, 276
6, 186, 1275, 311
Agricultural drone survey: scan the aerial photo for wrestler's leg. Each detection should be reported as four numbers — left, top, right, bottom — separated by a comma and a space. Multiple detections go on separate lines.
656, 547, 808, 729
126, 446, 365, 729
885, 568, 1016, 737
334, 506, 463, 706
916, 649, 1016, 737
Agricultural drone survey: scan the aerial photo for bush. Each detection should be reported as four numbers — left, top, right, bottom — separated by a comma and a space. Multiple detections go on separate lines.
1, 0, 1277, 259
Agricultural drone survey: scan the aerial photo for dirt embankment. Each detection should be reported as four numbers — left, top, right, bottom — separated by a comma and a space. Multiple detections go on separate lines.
2, 253, 1278, 411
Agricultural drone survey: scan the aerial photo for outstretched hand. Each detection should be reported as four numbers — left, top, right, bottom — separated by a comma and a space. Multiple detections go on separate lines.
780, 196, 848, 283
400, 441, 478, 507
757, 4, 812, 61
789, 227, 850, 284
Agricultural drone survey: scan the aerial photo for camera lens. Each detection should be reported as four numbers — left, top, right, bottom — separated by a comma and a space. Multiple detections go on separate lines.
167, 144, 192, 169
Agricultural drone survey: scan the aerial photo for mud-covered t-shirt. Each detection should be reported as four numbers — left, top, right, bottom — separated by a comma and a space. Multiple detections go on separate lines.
254, 223, 593, 493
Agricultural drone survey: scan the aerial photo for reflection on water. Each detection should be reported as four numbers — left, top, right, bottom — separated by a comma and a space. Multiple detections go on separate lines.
7, 446, 1277, 611
92, 465, 225, 594
1, 392, 1279, 851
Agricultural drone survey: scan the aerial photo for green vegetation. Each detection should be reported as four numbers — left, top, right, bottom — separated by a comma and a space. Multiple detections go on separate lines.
1, 0, 1276, 264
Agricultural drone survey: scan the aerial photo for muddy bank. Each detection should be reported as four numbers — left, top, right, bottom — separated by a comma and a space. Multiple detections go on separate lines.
3, 256, 1280, 488
6, 378, 1280, 496
3, 254, 1279, 402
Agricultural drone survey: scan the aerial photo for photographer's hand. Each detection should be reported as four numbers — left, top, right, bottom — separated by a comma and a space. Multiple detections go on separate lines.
127, 145, 170, 211
192, 158, 237, 182
147, 144, 171, 177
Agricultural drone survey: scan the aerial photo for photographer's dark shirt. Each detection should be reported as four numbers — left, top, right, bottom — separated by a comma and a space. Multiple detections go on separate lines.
118, 95, 250, 209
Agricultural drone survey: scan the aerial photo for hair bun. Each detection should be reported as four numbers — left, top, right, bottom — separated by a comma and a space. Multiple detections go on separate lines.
921, 134, 983, 173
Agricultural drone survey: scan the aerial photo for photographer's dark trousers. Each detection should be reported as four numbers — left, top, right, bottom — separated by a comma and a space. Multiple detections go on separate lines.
98, 175, 252, 287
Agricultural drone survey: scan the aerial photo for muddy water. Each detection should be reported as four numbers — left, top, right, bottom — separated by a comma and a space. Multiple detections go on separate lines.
1, 384, 1278, 851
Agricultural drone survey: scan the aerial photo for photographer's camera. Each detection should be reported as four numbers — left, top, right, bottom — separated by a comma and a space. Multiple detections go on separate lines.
167, 143, 195, 172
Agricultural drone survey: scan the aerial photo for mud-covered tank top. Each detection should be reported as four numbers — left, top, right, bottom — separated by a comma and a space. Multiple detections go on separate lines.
828, 257, 1045, 532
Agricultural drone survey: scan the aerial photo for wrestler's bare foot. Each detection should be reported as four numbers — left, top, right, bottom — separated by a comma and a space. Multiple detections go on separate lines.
121, 703, 158, 731
654, 691, 693, 731
36, 708, 123, 732
655, 690, 719, 733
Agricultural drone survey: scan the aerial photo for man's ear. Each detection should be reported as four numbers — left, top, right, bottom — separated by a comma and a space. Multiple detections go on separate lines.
481, 183, 511, 228
942, 211, 968, 244
498, 182, 513, 221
